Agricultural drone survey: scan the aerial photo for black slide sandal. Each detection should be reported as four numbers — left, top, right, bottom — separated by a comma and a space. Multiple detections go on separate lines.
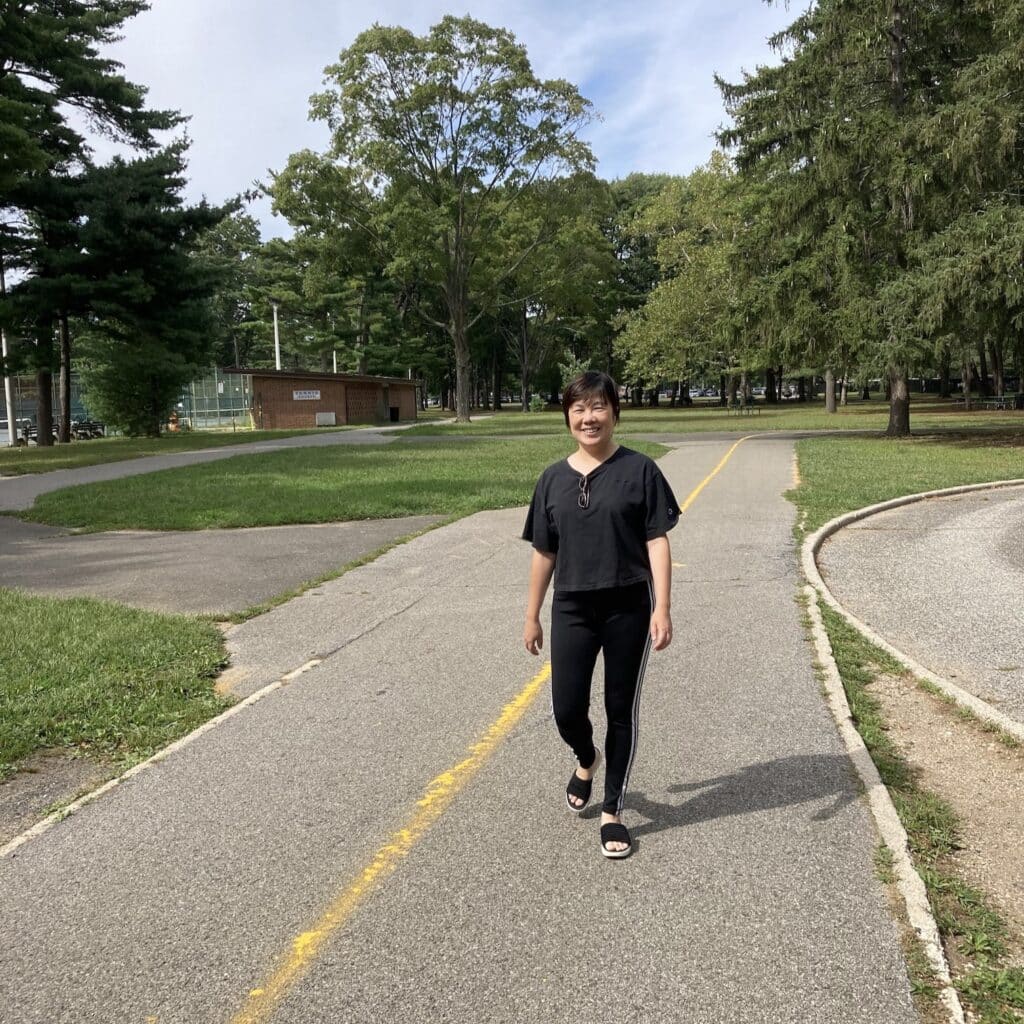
600, 822, 633, 859
565, 750, 600, 814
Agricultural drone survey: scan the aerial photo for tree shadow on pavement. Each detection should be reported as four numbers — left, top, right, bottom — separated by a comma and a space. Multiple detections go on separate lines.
623, 753, 861, 838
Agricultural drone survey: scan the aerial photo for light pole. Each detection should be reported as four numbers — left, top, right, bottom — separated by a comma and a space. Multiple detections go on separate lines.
271, 299, 281, 370
1, 258, 16, 447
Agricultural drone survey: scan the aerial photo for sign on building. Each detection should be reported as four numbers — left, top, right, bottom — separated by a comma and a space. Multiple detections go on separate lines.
292, 390, 321, 401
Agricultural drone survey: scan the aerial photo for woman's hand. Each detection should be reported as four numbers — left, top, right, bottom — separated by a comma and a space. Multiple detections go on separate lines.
650, 607, 672, 651
524, 619, 544, 655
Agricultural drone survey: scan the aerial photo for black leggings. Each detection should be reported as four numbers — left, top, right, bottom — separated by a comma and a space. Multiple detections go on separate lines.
550, 581, 653, 814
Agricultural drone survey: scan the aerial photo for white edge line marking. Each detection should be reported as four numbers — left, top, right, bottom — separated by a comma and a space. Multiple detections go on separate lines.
0, 659, 324, 859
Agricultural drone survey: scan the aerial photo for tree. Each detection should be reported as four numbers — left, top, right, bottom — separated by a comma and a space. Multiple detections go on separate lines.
194, 210, 265, 367
481, 174, 614, 410
309, 15, 595, 421
72, 146, 226, 436
718, 1, 966, 435
0, 0, 180, 443
616, 155, 744, 395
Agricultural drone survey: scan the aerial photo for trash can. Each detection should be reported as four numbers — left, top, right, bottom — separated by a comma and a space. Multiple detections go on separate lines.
389, 406, 399, 422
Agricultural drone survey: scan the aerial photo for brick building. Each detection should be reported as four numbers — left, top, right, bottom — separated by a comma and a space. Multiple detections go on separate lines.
231, 369, 419, 429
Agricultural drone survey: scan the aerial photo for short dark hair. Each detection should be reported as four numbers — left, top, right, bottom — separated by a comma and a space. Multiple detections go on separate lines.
562, 370, 620, 425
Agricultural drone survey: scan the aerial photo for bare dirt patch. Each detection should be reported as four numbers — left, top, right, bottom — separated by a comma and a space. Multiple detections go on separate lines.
871, 672, 1024, 966
0, 750, 116, 847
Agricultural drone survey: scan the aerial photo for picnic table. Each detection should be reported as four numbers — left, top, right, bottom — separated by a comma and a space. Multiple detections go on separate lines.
952, 396, 1019, 410
726, 397, 761, 415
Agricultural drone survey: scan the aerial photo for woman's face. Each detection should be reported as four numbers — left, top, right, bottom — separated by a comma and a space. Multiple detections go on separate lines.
567, 393, 615, 452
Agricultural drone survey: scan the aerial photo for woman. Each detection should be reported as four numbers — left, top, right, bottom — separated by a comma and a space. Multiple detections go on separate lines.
522, 370, 678, 859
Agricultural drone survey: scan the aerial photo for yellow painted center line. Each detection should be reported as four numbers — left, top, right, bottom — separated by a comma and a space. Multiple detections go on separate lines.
230, 436, 748, 1023
231, 663, 551, 1024
676, 435, 752, 516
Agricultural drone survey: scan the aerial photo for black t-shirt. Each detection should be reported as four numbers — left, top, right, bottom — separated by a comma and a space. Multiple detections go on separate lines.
522, 446, 679, 592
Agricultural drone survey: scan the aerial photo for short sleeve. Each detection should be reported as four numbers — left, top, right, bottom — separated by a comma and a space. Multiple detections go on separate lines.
522, 477, 558, 553
645, 463, 679, 539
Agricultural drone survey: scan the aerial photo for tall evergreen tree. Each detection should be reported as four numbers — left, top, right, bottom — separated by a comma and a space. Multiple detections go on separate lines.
719, 1, 966, 435
0, 0, 179, 442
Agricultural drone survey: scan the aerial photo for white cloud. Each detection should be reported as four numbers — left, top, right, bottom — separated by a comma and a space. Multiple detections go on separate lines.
97, 1, 796, 234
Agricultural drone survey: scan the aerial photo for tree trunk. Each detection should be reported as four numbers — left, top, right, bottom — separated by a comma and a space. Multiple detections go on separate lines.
825, 368, 837, 413
452, 326, 471, 422
491, 344, 502, 411
58, 314, 72, 443
939, 348, 951, 398
961, 363, 973, 410
720, 373, 728, 407
797, 376, 807, 403
862, 383, 871, 401
34, 312, 55, 446
885, 366, 911, 436
765, 367, 776, 405
976, 344, 990, 397
776, 365, 784, 402
989, 337, 1005, 397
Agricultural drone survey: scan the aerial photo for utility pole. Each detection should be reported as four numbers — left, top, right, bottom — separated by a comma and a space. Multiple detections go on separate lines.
1, 257, 16, 447
272, 300, 281, 371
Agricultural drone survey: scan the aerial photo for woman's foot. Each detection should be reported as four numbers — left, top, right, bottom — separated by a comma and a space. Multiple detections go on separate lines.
566, 750, 600, 812
600, 812, 631, 856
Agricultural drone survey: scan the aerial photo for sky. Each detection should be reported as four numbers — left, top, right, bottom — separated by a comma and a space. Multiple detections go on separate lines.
97, 1, 798, 238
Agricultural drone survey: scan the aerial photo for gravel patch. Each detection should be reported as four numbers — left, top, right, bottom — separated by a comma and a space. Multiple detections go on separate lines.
870, 672, 1024, 966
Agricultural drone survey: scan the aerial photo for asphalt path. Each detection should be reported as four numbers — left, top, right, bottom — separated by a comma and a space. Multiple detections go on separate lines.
819, 484, 1024, 726
0, 425, 403, 513
0, 515, 444, 616
0, 436, 917, 1024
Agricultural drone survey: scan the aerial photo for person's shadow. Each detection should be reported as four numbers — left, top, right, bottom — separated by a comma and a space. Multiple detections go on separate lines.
588, 754, 861, 838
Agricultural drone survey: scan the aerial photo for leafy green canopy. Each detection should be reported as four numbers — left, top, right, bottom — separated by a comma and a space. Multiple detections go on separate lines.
308, 16, 595, 420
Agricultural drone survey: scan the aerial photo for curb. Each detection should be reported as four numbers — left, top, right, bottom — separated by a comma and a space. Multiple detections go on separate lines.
804, 588, 964, 1024
801, 478, 1024, 1024
0, 657, 324, 860
802, 479, 1024, 745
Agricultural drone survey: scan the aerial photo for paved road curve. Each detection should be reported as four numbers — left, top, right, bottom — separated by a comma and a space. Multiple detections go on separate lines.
0, 437, 917, 1023
819, 484, 1024, 727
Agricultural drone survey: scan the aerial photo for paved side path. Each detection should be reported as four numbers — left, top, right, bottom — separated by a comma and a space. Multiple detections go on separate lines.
0, 438, 917, 1023
819, 484, 1024, 726
0, 515, 444, 616
0, 426, 402, 512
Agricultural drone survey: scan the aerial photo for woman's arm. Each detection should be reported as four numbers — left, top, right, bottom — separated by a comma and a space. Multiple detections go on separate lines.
647, 534, 673, 651
523, 549, 556, 654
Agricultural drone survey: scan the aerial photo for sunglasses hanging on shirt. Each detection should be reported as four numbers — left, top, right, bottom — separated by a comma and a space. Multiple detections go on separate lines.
578, 474, 590, 510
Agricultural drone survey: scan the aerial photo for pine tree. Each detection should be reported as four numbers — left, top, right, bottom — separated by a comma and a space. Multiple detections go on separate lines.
0, 0, 179, 442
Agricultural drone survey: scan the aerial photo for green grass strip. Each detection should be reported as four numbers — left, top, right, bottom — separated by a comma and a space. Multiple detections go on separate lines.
791, 431, 1024, 536
0, 589, 229, 777
820, 596, 1020, 1022
21, 438, 666, 532
404, 401, 1024, 438
0, 427, 361, 477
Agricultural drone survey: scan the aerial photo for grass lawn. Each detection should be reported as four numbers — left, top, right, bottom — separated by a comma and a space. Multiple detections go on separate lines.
790, 430, 1024, 535
0, 589, 229, 778
22, 437, 669, 531
0, 427, 365, 477
406, 399, 1024, 437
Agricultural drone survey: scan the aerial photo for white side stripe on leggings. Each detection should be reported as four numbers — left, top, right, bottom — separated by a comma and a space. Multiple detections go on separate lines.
618, 578, 655, 814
